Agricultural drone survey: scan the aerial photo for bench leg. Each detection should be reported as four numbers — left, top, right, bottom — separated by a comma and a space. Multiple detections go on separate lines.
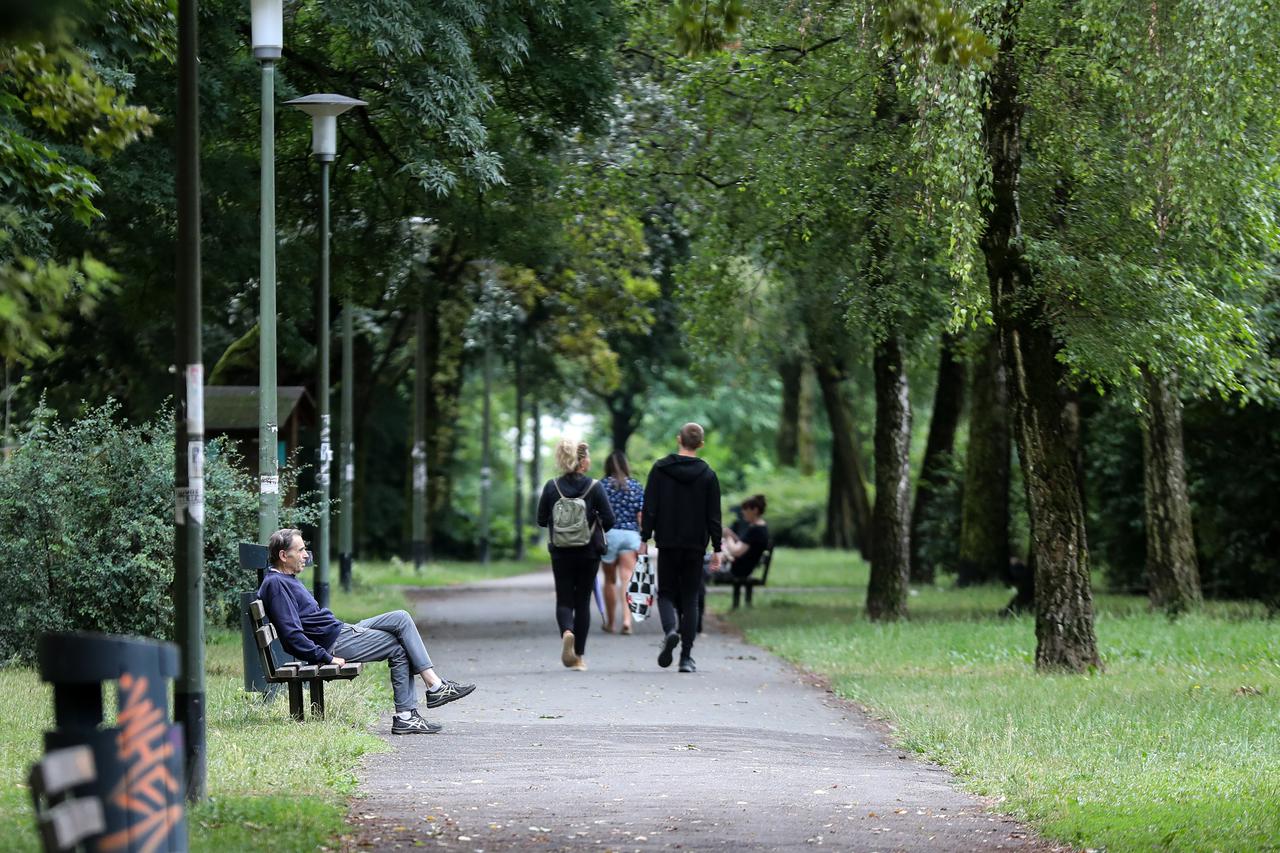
745, 584, 754, 606
309, 679, 326, 720
732, 584, 741, 609
287, 681, 305, 721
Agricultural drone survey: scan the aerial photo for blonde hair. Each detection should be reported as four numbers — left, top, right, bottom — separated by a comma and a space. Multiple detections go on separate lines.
554, 438, 589, 475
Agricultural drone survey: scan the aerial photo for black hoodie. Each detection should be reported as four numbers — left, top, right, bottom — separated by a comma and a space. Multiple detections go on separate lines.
640, 454, 722, 552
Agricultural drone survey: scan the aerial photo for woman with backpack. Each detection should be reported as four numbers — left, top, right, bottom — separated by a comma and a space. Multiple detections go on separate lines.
537, 438, 615, 671
599, 450, 644, 634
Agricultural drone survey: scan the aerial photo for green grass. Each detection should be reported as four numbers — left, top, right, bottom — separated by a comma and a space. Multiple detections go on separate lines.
721, 550, 1280, 852
1, 579, 409, 852
351, 554, 548, 588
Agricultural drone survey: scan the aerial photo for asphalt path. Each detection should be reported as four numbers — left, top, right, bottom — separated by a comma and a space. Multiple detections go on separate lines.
345, 569, 1053, 852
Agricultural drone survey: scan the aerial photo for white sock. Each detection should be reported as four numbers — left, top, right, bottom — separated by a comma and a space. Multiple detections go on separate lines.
427, 681, 444, 692
396, 710, 413, 720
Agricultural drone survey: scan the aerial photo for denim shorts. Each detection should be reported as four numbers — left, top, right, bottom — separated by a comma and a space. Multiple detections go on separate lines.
602, 528, 642, 563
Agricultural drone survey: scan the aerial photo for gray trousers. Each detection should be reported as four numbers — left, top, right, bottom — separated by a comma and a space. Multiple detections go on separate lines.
331, 610, 433, 712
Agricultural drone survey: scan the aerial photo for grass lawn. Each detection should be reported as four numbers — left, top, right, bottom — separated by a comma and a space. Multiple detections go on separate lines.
719, 549, 1280, 852
0, 563, 491, 852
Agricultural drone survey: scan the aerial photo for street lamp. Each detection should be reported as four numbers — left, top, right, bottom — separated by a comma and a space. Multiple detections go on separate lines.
253, 0, 282, 542
285, 93, 366, 608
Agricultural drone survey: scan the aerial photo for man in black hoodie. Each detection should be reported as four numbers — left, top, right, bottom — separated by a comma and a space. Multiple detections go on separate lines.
639, 422, 721, 672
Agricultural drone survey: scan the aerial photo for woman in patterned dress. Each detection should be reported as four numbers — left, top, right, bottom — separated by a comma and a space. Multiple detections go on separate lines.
600, 450, 644, 634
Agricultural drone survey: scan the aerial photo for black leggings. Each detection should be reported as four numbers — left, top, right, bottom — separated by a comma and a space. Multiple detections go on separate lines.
552, 549, 598, 656
657, 547, 704, 657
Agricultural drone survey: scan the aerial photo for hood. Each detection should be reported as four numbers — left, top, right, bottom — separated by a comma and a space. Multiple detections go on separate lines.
654, 454, 710, 483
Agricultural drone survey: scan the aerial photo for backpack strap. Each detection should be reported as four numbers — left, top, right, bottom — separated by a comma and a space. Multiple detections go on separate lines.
552, 478, 566, 499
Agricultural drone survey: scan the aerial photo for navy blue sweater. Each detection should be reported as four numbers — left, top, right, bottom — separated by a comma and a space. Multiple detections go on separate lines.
257, 570, 343, 664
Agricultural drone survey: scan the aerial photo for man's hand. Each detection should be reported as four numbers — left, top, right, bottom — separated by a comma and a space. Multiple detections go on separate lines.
330, 656, 346, 666
638, 541, 648, 556
709, 551, 722, 572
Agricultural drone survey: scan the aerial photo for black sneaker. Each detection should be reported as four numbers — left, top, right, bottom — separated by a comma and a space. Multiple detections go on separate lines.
658, 632, 680, 668
391, 710, 442, 735
678, 656, 696, 673
424, 680, 476, 709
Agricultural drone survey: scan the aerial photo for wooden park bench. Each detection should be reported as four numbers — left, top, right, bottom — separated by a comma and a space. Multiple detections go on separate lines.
711, 547, 775, 608
28, 745, 104, 853
247, 599, 364, 721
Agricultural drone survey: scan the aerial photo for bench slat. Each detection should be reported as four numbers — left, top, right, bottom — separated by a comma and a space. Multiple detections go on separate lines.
40, 796, 105, 851
254, 625, 275, 650
28, 746, 95, 798
249, 599, 266, 621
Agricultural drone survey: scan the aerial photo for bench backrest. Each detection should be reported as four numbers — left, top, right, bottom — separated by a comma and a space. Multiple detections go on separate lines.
248, 599, 287, 678
757, 547, 774, 584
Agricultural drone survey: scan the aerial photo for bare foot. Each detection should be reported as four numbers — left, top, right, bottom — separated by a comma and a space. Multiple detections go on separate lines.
621, 623, 633, 635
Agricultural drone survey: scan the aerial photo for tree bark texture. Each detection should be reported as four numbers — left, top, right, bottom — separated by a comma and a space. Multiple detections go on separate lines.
1140, 367, 1201, 613
958, 331, 1010, 585
815, 360, 873, 555
910, 333, 967, 583
867, 335, 912, 620
981, 4, 1100, 672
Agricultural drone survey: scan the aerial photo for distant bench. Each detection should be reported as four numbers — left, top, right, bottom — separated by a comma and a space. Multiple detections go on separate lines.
710, 547, 774, 608
248, 599, 364, 721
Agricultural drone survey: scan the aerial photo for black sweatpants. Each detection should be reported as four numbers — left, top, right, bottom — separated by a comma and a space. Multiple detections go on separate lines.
657, 546, 704, 657
551, 548, 598, 656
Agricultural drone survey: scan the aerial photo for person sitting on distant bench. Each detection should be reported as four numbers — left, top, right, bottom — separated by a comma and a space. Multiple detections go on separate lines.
709, 494, 770, 581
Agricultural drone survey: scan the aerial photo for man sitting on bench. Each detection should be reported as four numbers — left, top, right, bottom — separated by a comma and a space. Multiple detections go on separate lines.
258, 528, 476, 735
709, 494, 770, 582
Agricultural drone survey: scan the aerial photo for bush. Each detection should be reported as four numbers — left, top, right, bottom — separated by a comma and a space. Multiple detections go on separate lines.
0, 401, 314, 665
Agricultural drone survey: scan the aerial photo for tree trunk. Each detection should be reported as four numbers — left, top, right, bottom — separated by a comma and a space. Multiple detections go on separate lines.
777, 357, 802, 467
867, 335, 912, 620
958, 330, 1010, 585
910, 332, 966, 583
607, 393, 641, 454
797, 365, 816, 474
981, 3, 1100, 672
815, 359, 872, 555
1140, 366, 1201, 613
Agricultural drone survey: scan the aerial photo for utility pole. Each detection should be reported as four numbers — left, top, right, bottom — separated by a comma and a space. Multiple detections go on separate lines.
174, 0, 206, 802
339, 303, 354, 590
479, 335, 492, 565
412, 304, 428, 570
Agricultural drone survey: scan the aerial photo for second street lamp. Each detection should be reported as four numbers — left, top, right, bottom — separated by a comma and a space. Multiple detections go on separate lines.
285, 93, 366, 608
252, 0, 282, 542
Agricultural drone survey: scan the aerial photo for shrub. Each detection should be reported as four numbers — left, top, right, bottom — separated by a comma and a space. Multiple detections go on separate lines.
0, 401, 314, 664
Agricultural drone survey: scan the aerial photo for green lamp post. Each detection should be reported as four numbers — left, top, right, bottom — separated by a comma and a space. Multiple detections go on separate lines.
285, 93, 366, 608
252, 0, 282, 542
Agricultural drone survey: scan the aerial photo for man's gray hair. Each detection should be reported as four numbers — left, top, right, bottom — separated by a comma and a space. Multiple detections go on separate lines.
267, 528, 302, 567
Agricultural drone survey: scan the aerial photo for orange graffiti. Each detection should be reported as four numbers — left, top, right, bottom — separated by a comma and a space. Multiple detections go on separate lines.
98, 672, 183, 853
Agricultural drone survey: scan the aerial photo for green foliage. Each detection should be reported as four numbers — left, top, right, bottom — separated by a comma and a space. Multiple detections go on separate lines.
725, 565, 1280, 852
0, 7, 168, 364
0, 402, 314, 664
670, 0, 745, 57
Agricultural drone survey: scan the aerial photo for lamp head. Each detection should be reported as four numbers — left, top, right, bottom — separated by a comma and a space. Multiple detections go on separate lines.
285, 93, 368, 161
250, 0, 283, 59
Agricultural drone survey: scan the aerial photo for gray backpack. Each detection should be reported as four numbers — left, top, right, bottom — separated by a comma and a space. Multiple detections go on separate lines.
551, 478, 597, 547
